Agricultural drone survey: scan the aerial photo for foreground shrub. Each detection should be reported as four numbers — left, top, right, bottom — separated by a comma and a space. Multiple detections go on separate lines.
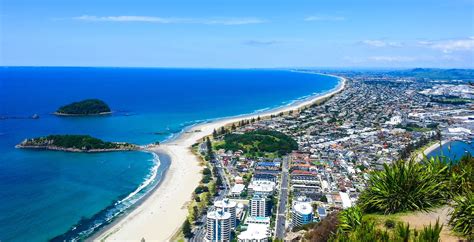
416, 219, 443, 242
358, 158, 449, 214
327, 218, 443, 242
305, 212, 339, 241
449, 192, 474, 239
329, 220, 389, 242
449, 154, 474, 197
338, 206, 363, 232
384, 219, 396, 229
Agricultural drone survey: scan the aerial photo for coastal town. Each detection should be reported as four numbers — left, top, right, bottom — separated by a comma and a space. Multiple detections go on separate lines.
185, 70, 474, 242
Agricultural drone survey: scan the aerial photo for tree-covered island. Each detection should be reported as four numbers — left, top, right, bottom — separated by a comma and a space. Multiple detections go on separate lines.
55, 99, 111, 116
16, 135, 137, 152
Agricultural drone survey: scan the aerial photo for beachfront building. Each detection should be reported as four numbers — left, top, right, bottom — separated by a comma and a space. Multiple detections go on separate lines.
214, 198, 237, 229
250, 194, 271, 217
291, 202, 314, 227
206, 209, 232, 242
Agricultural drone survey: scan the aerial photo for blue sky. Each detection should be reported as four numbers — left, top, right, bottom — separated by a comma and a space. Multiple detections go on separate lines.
1, 0, 473, 68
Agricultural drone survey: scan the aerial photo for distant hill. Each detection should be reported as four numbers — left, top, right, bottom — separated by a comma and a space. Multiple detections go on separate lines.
389, 68, 474, 81
55, 99, 111, 116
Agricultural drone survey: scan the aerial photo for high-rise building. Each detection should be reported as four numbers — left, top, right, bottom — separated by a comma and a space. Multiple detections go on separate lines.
214, 198, 237, 229
206, 209, 232, 242
250, 194, 271, 217
292, 202, 313, 227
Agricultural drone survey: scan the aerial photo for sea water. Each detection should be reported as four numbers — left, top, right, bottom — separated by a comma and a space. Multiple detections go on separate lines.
0, 67, 338, 241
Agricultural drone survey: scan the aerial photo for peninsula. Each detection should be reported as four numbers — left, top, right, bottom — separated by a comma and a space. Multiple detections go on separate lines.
16, 135, 137, 152
55, 99, 111, 116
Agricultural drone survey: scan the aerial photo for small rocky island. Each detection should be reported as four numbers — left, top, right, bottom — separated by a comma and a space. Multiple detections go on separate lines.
55, 99, 111, 116
16, 135, 137, 152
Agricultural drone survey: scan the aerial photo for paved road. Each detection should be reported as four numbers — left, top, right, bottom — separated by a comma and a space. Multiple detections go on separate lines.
275, 156, 290, 240
190, 158, 229, 242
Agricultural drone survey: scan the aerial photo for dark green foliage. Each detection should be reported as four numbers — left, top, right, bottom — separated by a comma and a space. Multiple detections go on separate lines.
192, 206, 199, 223
201, 174, 212, 183
449, 154, 474, 197
216, 129, 298, 156
431, 97, 472, 105
358, 157, 450, 214
396, 222, 411, 242
182, 219, 193, 238
194, 185, 208, 194
203, 168, 212, 176
338, 206, 363, 232
384, 219, 396, 229
22, 135, 132, 150
328, 219, 443, 242
329, 221, 390, 242
417, 219, 443, 242
56, 99, 111, 115
449, 193, 474, 239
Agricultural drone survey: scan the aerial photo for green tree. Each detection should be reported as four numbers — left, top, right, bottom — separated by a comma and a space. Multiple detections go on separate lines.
182, 219, 193, 238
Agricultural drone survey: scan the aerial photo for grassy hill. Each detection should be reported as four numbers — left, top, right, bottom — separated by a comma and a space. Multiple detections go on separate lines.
215, 129, 297, 157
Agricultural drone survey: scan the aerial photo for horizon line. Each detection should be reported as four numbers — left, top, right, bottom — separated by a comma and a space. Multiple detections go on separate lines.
1, 65, 473, 71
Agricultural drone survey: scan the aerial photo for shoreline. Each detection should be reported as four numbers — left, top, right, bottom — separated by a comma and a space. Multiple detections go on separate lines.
423, 140, 450, 157
53, 111, 113, 116
15, 145, 137, 153
94, 73, 347, 241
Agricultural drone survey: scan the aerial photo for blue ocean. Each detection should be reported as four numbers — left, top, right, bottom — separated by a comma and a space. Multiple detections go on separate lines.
0, 67, 338, 241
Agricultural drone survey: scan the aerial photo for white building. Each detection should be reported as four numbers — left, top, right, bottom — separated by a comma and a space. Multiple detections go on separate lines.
247, 180, 276, 196
339, 191, 352, 209
206, 209, 232, 242
214, 198, 237, 229
230, 184, 245, 197
250, 195, 271, 217
292, 202, 313, 227
237, 224, 269, 242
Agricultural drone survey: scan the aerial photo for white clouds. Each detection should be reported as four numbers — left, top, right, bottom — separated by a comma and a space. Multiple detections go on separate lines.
304, 15, 345, 21
203, 18, 266, 25
418, 37, 474, 53
74, 15, 185, 23
243, 40, 280, 46
73, 15, 266, 25
361, 40, 403, 48
367, 56, 417, 62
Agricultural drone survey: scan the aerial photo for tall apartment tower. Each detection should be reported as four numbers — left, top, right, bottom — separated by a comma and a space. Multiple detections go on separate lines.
250, 194, 271, 217
206, 209, 232, 242
214, 198, 237, 229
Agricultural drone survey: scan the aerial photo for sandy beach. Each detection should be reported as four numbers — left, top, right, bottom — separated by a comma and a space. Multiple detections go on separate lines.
417, 140, 450, 160
94, 74, 346, 242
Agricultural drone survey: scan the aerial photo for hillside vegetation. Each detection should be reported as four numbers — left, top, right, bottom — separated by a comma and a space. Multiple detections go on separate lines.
18, 135, 135, 151
215, 129, 298, 156
305, 154, 473, 241
56, 99, 111, 115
